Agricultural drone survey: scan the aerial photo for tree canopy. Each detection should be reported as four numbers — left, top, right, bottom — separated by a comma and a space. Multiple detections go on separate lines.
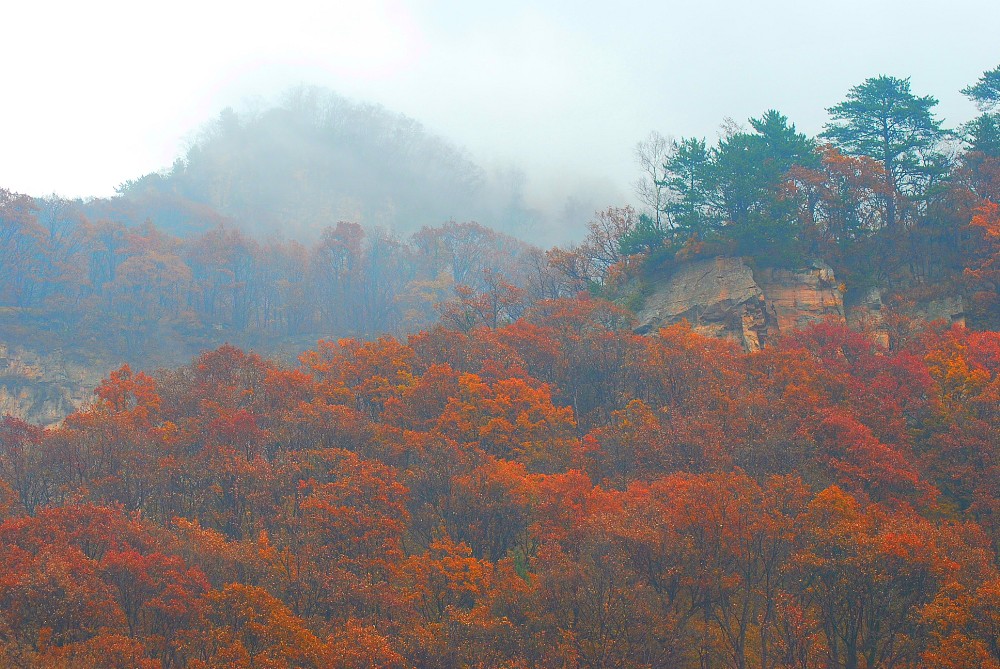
821, 75, 945, 228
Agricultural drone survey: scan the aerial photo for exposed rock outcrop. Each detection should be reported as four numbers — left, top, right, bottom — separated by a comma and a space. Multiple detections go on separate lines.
845, 289, 966, 346
0, 344, 111, 426
635, 256, 764, 341
754, 260, 845, 333
920, 295, 966, 326
637, 257, 845, 351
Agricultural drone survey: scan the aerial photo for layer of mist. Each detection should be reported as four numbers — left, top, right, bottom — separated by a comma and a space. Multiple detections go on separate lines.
110, 87, 609, 246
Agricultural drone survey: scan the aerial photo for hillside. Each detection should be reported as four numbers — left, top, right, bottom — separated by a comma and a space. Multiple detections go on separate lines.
0, 195, 539, 424
4, 67, 1000, 421
112, 88, 536, 239
2, 66, 1000, 668
2, 303, 1000, 667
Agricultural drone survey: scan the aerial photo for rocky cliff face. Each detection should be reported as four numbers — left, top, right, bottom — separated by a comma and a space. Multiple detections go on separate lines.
0, 343, 112, 426
844, 288, 965, 347
635, 257, 765, 343
636, 256, 969, 351
636, 257, 846, 351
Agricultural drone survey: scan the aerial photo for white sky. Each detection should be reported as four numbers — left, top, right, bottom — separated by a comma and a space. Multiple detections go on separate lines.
2, 0, 998, 214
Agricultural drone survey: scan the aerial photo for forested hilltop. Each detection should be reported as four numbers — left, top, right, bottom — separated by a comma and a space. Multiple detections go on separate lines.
4, 69, 1000, 350
1, 67, 1000, 667
112, 87, 550, 240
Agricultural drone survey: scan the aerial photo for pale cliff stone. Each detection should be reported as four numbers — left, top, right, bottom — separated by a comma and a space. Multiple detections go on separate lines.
919, 296, 965, 326
637, 257, 846, 351
0, 343, 110, 426
845, 288, 890, 347
846, 289, 965, 347
636, 257, 768, 349
754, 260, 845, 333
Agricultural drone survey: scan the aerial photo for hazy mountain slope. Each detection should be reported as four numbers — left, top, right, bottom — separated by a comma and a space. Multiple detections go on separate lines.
116, 88, 533, 238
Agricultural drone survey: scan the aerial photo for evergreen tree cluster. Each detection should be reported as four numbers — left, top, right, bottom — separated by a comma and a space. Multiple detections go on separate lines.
631, 69, 1000, 280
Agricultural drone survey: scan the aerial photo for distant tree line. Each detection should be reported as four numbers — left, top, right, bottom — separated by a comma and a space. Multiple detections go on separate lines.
0, 197, 562, 363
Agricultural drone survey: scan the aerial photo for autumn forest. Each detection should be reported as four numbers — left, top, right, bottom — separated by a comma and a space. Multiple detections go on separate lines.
2, 66, 1000, 668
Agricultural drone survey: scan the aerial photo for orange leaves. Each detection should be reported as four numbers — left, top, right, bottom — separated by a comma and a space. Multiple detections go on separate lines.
785, 144, 891, 249
966, 199, 1000, 323
93, 364, 162, 427
449, 457, 533, 561
200, 405, 271, 461
300, 336, 414, 419
0, 543, 127, 646
528, 469, 601, 546
328, 619, 406, 669
99, 548, 208, 639
529, 471, 808, 669
290, 449, 409, 578
969, 199, 1000, 280
584, 399, 671, 486
0, 415, 51, 514
382, 363, 462, 431
397, 533, 493, 623
12, 632, 163, 669
197, 584, 335, 669
4, 293, 1000, 667
545, 206, 643, 289
970, 200, 1000, 244
813, 408, 926, 504
171, 517, 264, 588
0, 504, 209, 665
283, 399, 368, 453
437, 373, 579, 472
787, 486, 993, 669
926, 327, 993, 404
438, 271, 527, 332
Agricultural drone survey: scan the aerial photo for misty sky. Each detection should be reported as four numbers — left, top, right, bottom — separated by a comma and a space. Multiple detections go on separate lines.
3, 0, 998, 219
